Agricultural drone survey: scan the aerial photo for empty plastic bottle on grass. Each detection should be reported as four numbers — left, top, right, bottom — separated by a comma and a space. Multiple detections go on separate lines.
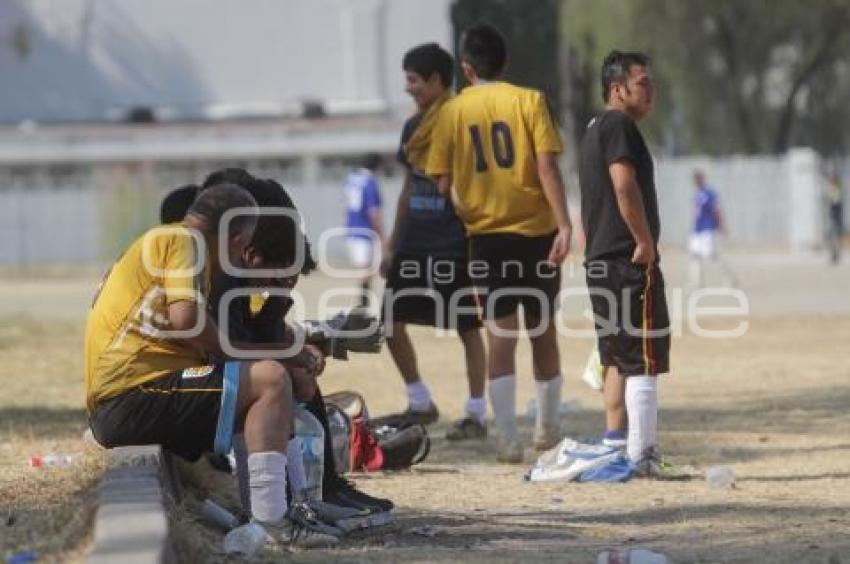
223, 522, 269, 556
200, 498, 240, 531
596, 548, 668, 564
705, 465, 735, 489
294, 405, 325, 501
29, 454, 74, 468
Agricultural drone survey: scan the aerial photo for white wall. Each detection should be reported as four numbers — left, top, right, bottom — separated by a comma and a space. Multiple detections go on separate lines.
0, 0, 451, 122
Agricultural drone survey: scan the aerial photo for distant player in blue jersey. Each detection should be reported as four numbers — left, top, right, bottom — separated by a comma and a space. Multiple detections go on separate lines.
688, 170, 737, 288
344, 154, 385, 307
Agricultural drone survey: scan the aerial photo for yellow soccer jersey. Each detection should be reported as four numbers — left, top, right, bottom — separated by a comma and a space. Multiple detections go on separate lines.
84, 223, 211, 410
426, 82, 563, 236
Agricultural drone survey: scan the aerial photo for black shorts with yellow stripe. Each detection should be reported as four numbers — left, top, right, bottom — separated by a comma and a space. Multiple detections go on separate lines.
586, 258, 670, 377
89, 364, 226, 462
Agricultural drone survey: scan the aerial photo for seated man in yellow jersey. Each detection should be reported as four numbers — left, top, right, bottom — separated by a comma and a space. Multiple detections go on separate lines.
86, 184, 337, 546
426, 24, 573, 463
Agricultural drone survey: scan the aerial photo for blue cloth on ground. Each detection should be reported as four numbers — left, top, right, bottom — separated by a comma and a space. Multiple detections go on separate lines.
577, 453, 636, 482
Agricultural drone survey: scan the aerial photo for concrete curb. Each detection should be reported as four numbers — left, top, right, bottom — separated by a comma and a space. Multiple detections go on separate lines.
88, 445, 176, 564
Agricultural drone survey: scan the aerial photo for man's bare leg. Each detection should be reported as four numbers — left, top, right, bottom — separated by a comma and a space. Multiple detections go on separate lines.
459, 327, 486, 400
233, 360, 293, 524
445, 327, 487, 438
603, 366, 627, 446
385, 322, 435, 415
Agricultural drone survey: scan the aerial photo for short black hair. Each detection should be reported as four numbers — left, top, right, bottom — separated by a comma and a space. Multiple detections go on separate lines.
402, 42, 454, 88
460, 23, 507, 80
159, 184, 198, 224
187, 183, 258, 237
601, 50, 650, 102
253, 179, 317, 275
202, 168, 259, 194
199, 168, 316, 275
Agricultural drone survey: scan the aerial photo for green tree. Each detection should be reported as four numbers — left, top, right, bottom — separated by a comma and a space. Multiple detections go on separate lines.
560, 0, 850, 155
634, 0, 850, 155
450, 0, 561, 110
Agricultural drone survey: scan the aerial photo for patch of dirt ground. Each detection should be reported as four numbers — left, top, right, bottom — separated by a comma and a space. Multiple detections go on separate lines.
0, 318, 106, 562
167, 315, 850, 563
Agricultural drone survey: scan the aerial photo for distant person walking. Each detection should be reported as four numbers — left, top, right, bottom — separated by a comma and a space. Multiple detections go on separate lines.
344, 154, 385, 308
688, 170, 737, 288
825, 172, 844, 265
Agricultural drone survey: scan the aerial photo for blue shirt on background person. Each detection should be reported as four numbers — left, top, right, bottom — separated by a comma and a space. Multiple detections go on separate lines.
344, 168, 382, 239
694, 185, 720, 233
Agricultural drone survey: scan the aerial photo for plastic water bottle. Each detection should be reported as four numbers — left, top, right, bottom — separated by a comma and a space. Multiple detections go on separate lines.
223, 522, 269, 556
294, 405, 325, 501
199, 498, 240, 531
705, 465, 735, 489
326, 404, 351, 474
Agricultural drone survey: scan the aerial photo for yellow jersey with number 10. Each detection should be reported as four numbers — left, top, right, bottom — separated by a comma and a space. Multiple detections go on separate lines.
426, 81, 563, 236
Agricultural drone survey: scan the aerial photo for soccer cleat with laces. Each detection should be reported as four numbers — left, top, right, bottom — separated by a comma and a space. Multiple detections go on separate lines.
445, 416, 487, 441
323, 475, 394, 524
305, 499, 370, 532
496, 437, 524, 464
633, 447, 690, 481
279, 501, 342, 547
370, 402, 440, 429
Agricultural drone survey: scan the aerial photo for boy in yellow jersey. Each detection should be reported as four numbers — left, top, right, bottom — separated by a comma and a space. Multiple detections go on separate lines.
426, 24, 573, 463
86, 184, 337, 546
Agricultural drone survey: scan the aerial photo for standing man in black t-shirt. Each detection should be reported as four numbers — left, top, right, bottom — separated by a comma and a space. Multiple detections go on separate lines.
378, 43, 487, 439
578, 50, 675, 478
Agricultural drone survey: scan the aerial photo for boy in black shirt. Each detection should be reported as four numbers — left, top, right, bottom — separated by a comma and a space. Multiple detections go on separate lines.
578, 51, 675, 478
379, 43, 487, 440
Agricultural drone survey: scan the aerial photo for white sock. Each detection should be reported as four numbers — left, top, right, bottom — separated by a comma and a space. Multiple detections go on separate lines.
488, 375, 518, 442
535, 375, 562, 432
406, 381, 432, 412
285, 438, 307, 498
247, 451, 288, 523
232, 434, 251, 513
689, 258, 703, 288
465, 396, 487, 424
625, 376, 658, 462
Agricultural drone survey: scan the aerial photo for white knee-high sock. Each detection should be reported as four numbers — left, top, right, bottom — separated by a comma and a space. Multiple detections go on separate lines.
248, 451, 288, 523
233, 434, 251, 513
286, 438, 307, 499
535, 375, 562, 432
625, 376, 658, 462
488, 375, 518, 442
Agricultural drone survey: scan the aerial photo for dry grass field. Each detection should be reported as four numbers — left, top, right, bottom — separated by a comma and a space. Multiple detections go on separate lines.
2, 251, 849, 562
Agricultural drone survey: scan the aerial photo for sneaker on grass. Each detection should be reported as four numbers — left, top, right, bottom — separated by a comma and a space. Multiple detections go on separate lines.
324, 475, 394, 514
370, 402, 440, 429
262, 502, 341, 549
634, 447, 691, 481
445, 416, 487, 441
